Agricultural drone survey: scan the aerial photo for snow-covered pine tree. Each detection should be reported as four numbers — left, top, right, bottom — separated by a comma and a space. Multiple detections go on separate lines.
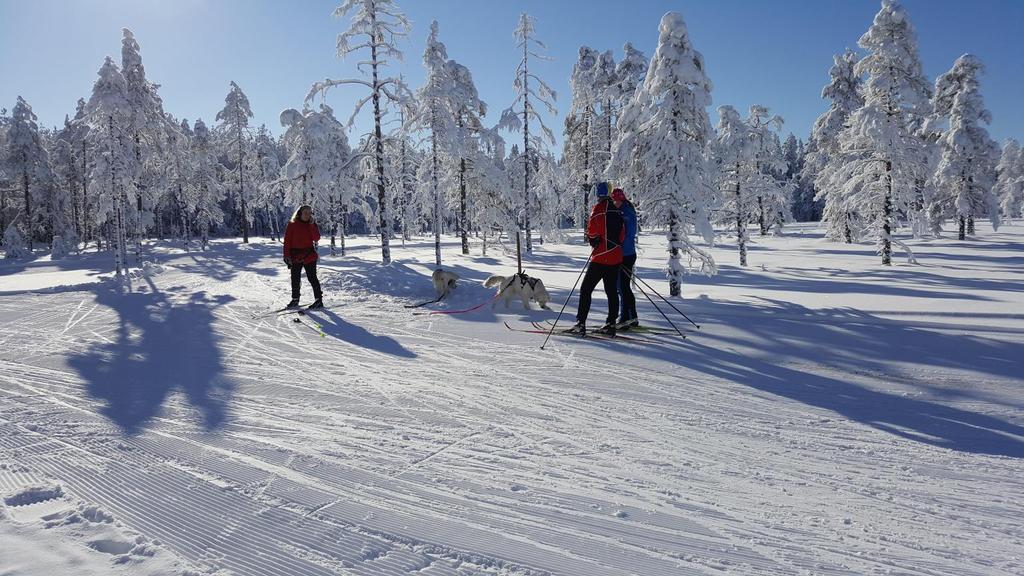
84, 57, 136, 276
930, 55, 1000, 239
712, 105, 755, 266
748, 107, 793, 236
411, 21, 457, 267
385, 105, 420, 243
165, 117, 194, 249
53, 100, 90, 245
121, 29, 168, 256
469, 129, 512, 256
47, 130, 77, 257
591, 50, 617, 178
0, 107, 9, 242
307, 0, 411, 265
498, 13, 558, 255
6, 96, 51, 249
808, 49, 864, 242
828, 0, 932, 265
215, 81, 255, 243
607, 12, 716, 296
995, 139, 1024, 221
189, 119, 224, 251
280, 104, 353, 252
563, 46, 599, 231
253, 125, 284, 241
448, 61, 487, 256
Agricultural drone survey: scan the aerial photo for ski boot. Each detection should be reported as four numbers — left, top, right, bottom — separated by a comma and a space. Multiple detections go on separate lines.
286, 298, 300, 308
307, 298, 324, 310
565, 321, 587, 336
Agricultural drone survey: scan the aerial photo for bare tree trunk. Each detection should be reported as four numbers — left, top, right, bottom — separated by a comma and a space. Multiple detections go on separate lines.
736, 172, 746, 267
239, 128, 249, 243
370, 20, 391, 264
882, 160, 893, 266
958, 215, 966, 240
668, 208, 681, 297
432, 123, 441, 267
522, 38, 533, 254
22, 166, 32, 250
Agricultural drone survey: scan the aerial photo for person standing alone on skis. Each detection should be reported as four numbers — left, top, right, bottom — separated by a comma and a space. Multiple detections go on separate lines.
283, 205, 324, 309
613, 188, 639, 330
569, 182, 625, 337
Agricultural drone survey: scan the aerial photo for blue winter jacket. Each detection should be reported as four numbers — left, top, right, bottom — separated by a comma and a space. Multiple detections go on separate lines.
621, 201, 637, 257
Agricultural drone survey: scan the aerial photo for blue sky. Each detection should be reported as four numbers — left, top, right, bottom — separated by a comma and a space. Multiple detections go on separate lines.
1, 0, 1021, 151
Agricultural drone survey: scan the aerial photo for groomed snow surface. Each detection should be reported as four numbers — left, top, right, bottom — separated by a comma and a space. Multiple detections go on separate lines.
1, 224, 1021, 575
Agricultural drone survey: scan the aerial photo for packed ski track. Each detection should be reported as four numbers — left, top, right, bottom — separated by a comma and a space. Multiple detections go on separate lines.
1, 224, 1023, 575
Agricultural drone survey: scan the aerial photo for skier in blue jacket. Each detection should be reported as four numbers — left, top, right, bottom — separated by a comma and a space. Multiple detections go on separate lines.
612, 188, 639, 329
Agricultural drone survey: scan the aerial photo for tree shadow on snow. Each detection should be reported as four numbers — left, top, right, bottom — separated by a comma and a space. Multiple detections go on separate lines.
615, 296, 1024, 458
66, 287, 236, 435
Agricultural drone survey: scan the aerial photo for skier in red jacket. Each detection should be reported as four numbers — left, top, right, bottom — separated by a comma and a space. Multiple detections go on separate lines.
283, 205, 323, 309
569, 182, 625, 336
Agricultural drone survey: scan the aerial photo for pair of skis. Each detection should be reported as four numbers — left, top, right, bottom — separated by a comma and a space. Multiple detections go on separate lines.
505, 321, 659, 343
251, 301, 324, 319
251, 302, 327, 337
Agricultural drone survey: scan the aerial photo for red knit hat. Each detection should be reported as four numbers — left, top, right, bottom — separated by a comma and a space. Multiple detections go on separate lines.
611, 188, 626, 202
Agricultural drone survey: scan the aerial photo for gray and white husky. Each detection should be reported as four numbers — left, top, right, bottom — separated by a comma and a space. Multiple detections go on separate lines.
483, 273, 551, 310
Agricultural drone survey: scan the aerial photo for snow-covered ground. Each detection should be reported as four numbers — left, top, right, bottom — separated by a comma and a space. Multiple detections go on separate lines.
1, 224, 1022, 575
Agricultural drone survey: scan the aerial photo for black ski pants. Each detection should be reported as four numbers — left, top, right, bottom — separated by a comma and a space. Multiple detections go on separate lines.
290, 262, 323, 300
618, 254, 638, 323
577, 262, 620, 325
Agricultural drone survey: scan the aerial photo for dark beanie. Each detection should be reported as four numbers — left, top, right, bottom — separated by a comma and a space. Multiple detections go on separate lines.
595, 182, 610, 197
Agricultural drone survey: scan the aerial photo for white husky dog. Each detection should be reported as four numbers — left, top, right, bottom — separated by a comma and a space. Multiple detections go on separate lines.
483, 273, 551, 310
432, 269, 460, 299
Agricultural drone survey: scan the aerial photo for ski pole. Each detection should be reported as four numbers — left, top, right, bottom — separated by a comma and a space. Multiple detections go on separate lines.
626, 269, 700, 329
630, 275, 686, 338
541, 253, 592, 350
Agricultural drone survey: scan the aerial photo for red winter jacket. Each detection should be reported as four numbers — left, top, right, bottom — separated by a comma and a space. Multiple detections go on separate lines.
586, 198, 625, 266
283, 220, 321, 265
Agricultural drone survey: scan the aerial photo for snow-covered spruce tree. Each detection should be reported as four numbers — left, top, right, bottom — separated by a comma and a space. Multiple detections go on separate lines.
53, 100, 91, 244
3, 222, 30, 259
448, 61, 487, 255
563, 46, 599, 231
604, 42, 649, 223
828, 0, 931, 265
498, 13, 557, 255
930, 55, 1000, 239
468, 129, 512, 256
189, 119, 224, 251
215, 81, 255, 243
808, 49, 864, 242
747, 107, 793, 236
411, 21, 457, 267
46, 135, 77, 258
607, 12, 716, 296
712, 105, 755, 266
6, 96, 51, 249
164, 118, 194, 249
385, 104, 420, 243
591, 50, 618, 178
0, 107, 9, 241
280, 104, 354, 254
253, 125, 284, 241
322, 106, 356, 256
121, 29, 168, 256
84, 57, 137, 276
995, 139, 1024, 221
307, 0, 411, 264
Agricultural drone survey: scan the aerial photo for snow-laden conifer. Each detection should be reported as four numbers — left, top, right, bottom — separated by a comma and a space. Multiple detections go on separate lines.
608, 12, 716, 296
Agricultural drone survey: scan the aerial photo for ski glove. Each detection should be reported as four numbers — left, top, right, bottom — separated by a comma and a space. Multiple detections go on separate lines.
588, 235, 601, 248
284, 257, 293, 268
